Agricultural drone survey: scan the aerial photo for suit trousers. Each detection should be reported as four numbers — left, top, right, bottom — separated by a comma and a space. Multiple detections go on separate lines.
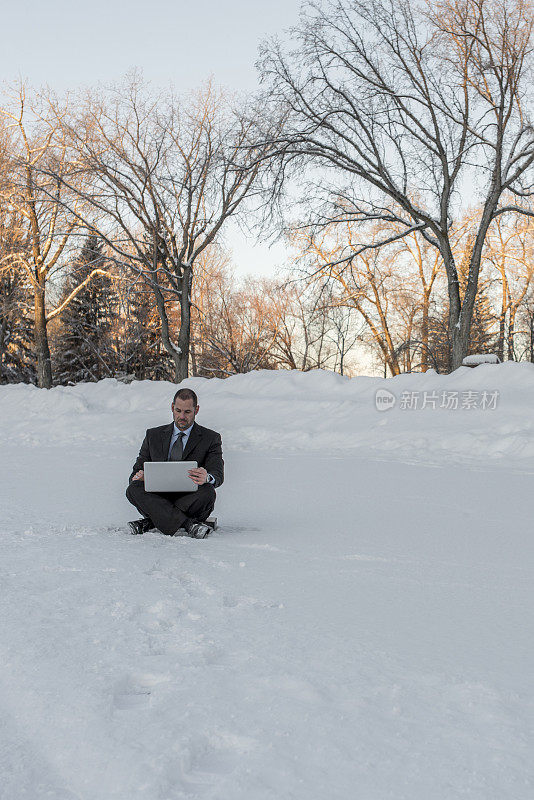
125, 480, 216, 536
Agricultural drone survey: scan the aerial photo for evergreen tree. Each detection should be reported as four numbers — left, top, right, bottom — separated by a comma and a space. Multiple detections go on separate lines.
0, 206, 35, 384
0, 268, 36, 384
53, 236, 117, 384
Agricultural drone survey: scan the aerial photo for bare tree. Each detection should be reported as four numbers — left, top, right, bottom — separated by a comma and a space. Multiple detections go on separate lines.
0, 85, 110, 387
483, 210, 534, 360
267, 279, 338, 371
60, 76, 274, 381
322, 297, 362, 375
194, 271, 281, 376
290, 221, 412, 374
258, 0, 534, 370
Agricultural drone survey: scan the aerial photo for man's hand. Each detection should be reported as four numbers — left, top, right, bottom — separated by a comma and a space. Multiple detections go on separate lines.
189, 467, 208, 485
132, 470, 144, 481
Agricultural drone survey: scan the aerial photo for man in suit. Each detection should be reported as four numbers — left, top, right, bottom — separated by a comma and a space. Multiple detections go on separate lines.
126, 387, 224, 538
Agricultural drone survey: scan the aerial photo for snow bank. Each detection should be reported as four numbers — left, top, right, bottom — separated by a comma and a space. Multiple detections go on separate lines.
3, 362, 534, 469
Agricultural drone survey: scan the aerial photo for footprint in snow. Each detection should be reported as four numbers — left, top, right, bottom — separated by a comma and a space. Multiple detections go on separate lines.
135, 599, 186, 635
112, 671, 170, 711
164, 733, 252, 794
137, 612, 176, 635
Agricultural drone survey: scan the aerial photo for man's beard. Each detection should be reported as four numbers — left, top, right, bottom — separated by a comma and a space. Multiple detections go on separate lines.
175, 418, 194, 429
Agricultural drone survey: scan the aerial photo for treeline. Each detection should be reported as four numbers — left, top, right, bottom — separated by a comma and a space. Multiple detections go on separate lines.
4, 217, 533, 386
1, 0, 534, 386
2, 233, 361, 384
289, 211, 534, 375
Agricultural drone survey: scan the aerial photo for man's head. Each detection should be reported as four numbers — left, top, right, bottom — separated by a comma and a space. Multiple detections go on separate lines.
171, 388, 199, 430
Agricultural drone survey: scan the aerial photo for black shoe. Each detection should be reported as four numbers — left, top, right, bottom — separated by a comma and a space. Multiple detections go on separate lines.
181, 518, 211, 539
128, 518, 155, 535
189, 522, 211, 539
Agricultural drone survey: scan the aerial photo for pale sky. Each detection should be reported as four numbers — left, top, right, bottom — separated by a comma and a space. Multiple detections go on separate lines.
1, 0, 304, 276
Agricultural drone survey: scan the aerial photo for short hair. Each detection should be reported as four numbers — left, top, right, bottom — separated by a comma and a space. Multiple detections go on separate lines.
172, 387, 198, 407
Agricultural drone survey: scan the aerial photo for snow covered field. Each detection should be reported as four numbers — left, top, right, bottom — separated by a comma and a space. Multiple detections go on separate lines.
1, 365, 533, 800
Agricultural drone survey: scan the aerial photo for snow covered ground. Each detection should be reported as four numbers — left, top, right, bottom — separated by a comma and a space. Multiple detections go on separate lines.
1, 365, 533, 800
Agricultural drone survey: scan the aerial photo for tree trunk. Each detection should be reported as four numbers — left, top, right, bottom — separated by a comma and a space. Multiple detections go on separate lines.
34, 282, 53, 388
151, 282, 182, 380
450, 316, 470, 370
190, 338, 198, 377
175, 265, 192, 382
148, 238, 182, 381
338, 332, 345, 376
508, 306, 517, 361
445, 248, 469, 371
450, 256, 479, 371
497, 271, 508, 362
451, 191, 501, 370
405, 312, 414, 373
0, 314, 8, 375
421, 300, 429, 372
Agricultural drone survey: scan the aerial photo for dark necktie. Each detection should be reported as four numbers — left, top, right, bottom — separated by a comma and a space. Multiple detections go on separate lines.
169, 431, 184, 461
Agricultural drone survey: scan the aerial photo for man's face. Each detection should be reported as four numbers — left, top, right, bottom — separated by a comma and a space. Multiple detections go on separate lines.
171, 398, 199, 430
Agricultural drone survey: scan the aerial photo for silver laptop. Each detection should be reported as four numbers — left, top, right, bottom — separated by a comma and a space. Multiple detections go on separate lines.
144, 461, 198, 492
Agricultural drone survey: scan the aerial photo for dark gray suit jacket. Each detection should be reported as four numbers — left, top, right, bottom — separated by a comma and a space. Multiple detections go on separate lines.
129, 421, 224, 488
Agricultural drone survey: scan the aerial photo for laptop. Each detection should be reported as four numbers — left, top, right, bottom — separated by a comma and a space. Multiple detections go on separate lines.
144, 461, 198, 492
